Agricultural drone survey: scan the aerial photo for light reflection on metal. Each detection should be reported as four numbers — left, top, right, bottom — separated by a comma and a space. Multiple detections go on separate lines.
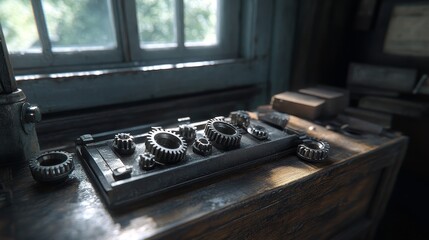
15, 59, 238, 81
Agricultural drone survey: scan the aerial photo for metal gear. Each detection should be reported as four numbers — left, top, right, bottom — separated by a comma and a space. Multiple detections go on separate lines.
178, 124, 197, 143
145, 129, 187, 164
247, 124, 269, 140
29, 151, 75, 183
192, 137, 212, 156
229, 110, 250, 129
112, 133, 136, 155
204, 118, 241, 150
138, 152, 156, 170
297, 139, 330, 162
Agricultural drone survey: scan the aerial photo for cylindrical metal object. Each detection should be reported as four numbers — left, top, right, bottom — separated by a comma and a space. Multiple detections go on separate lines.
0, 89, 40, 166
0, 24, 17, 94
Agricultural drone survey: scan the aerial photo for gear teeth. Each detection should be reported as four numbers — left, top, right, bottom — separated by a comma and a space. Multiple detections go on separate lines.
229, 110, 250, 129
139, 152, 156, 170
29, 151, 75, 183
296, 139, 330, 162
145, 129, 187, 164
178, 124, 197, 143
193, 137, 212, 156
247, 124, 269, 140
112, 133, 136, 155
204, 118, 241, 150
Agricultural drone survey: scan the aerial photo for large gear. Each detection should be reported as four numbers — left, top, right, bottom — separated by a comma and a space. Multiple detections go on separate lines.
29, 151, 75, 183
229, 110, 250, 129
204, 118, 241, 150
178, 124, 197, 143
297, 139, 330, 162
112, 133, 136, 155
145, 129, 187, 164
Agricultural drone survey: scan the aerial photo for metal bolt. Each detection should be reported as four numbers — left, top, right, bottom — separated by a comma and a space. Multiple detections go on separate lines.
24, 104, 41, 123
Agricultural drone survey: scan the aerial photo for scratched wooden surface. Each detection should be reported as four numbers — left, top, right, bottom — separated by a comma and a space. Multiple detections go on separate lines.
0, 116, 407, 240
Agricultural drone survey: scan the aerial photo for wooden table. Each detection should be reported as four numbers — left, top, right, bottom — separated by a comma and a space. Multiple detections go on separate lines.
0, 116, 407, 239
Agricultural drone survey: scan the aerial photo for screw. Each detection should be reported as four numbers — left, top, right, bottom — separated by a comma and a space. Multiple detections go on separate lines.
24, 104, 41, 123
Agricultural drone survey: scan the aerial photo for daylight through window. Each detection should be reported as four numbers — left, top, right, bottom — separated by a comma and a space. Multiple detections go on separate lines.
0, 0, 223, 68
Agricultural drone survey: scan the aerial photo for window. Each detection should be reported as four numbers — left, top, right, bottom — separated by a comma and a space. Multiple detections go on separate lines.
0, 1, 295, 114
0, 0, 238, 69
126, 0, 239, 62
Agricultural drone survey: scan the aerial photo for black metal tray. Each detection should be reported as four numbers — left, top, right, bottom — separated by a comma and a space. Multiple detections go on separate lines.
76, 119, 301, 208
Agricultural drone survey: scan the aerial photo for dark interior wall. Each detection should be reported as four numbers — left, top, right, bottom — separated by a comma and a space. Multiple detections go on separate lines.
289, 1, 429, 238
294, 0, 429, 238
290, 0, 429, 89
350, 0, 429, 74
345, 0, 429, 175
290, 0, 360, 89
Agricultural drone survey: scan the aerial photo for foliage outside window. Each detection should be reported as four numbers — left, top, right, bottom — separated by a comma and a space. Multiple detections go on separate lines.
0, 0, 219, 61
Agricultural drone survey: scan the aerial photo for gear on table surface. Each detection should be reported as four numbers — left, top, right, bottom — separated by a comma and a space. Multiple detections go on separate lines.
145, 128, 188, 164
75, 110, 331, 208
229, 110, 250, 129
29, 151, 75, 183
193, 137, 212, 156
296, 139, 330, 162
178, 124, 197, 143
204, 118, 242, 150
138, 152, 156, 170
112, 133, 136, 155
247, 124, 269, 140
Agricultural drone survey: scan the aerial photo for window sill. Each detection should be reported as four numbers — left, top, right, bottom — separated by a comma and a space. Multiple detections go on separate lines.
16, 58, 246, 81
16, 58, 270, 113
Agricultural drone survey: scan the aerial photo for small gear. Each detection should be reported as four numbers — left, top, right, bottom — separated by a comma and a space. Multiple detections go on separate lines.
138, 152, 156, 170
229, 110, 250, 129
204, 118, 241, 150
112, 133, 136, 155
178, 124, 197, 143
247, 124, 269, 140
193, 137, 212, 156
29, 151, 75, 183
145, 128, 187, 164
297, 139, 330, 162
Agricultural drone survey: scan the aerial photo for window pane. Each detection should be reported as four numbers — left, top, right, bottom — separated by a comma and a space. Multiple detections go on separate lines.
0, 0, 41, 53
184, 0, 218, 46
42, 0, 116, 52
136, 0, 176, 48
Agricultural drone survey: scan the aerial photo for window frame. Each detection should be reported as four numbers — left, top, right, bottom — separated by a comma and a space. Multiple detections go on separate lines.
122, 0, 240, 64
9, 0, 124, 69
9, 0, 239, 70
12, 0, 297, 114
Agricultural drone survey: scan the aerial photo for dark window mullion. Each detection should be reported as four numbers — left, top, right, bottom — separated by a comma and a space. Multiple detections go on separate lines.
31, 0, 53, 60
113, 0, 132, 62
175, 0, 185, 49
122, 0, 142, 61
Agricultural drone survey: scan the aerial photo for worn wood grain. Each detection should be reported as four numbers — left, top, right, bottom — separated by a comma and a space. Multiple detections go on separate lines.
0, 116, 407, 239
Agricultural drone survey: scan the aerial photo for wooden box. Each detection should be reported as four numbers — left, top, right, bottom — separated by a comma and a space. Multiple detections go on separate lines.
0, 116, 407, 239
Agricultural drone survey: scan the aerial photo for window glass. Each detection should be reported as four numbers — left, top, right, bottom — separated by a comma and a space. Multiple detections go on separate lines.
42, 0, 117, 52
184, 0, 218, 47
0, 0, 41, 53
136, 0, 176, 48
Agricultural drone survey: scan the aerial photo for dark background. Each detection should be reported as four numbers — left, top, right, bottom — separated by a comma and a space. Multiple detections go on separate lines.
289, 0, 429, 238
